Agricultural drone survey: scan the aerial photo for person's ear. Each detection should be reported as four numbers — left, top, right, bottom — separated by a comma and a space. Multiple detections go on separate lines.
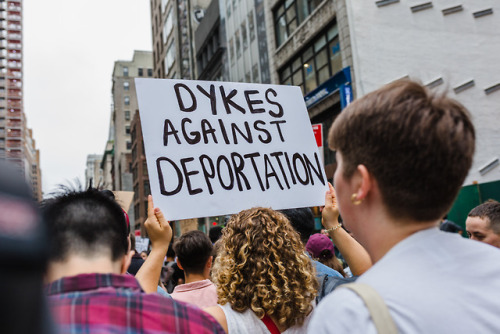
120, 250, 134, 274
354, 164, 373, 201
206, 256, 213, 270
176, 258, 184, 271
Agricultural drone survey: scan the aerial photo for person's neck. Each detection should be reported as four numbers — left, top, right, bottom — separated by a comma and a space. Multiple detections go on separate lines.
184, 272, 208, 284
359, 212, 439, 263
46, 255, 122, 284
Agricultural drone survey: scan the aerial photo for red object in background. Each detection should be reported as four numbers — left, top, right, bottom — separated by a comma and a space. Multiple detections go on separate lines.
312, 124, 323, 147
135, 230, 141, 236
212, 222, 217, 226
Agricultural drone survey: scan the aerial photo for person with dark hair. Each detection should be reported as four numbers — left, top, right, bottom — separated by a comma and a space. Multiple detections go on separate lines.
439, 219, 464, 235
0, 161, 54, 334
127, 233, 145, 275
310, 80, 500, 333
280, 207, 342, 277
466, 200, 500, 248
42, 190, 224, 333
209, 225, 224, 244
171, 230, 218, 308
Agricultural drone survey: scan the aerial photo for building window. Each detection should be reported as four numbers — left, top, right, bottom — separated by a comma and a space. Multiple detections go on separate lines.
235, 30, 241, 59
126, 141, 132, 150
278, 22, 341, 95
147, 68, 153, 77
274, 0, 323, 47
144, 180, 150, 196
229, 38, 235, 65
241, 21, 248, 50
163, 7, 174, 44
123, 81, 130, 90
165, 41, 176, 71
123, 66, 129, 77
125, 125, 131, 134
248, 11, 255, 41
124, 96, 130, 105
125, 110, 130, 121
138, 68, 144, 76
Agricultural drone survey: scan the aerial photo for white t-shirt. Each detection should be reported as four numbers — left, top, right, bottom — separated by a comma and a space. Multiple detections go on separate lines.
219, 303, 311, 334
309, 228, 500, 333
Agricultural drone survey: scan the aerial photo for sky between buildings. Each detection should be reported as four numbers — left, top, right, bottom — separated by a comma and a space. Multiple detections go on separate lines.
24, 0, 152, 195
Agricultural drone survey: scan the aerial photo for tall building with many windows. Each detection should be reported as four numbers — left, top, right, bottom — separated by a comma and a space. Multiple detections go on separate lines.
150, 0, 210, 79
0, 0, 42, 199
109, 51, 153, 193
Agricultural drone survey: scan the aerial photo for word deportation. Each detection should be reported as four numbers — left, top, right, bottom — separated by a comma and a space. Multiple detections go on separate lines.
156, 151, 325, 196
164, 84, 286, 145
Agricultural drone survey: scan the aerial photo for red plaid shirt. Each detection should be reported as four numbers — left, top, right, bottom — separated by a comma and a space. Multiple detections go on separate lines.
46, 273, 224, 334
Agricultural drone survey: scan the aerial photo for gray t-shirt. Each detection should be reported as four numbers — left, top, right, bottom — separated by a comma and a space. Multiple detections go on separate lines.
309, 228, 500, 333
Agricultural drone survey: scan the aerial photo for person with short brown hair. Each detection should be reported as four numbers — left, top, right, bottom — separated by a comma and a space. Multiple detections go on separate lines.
310, 80, 500, 333
171, 230, 218, 308
466, 200, 500, 248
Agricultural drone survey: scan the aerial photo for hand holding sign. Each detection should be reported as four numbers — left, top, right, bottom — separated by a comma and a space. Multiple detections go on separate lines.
144, 195, 172, 251
136, 79, 328, 221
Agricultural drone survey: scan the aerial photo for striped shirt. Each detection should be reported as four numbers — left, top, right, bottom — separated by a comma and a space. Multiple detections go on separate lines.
46, 273, 224, 334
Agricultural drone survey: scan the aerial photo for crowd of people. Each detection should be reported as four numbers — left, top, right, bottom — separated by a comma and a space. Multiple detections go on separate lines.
2, 79, 500, 333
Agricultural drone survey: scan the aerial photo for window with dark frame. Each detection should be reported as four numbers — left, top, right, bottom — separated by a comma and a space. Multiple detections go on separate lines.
274, 0, 325, 47
124, 96, 130, 105
138, 68, 144, 76
278, 23, 341, 95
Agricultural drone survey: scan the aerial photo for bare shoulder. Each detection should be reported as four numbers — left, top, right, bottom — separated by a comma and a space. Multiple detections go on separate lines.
204, 305, 228, 333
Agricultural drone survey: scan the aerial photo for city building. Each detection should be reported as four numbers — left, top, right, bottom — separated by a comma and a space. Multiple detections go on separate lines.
85, 154, 103, 188
339, 0, 500, 224
0, 0, 42, 199
130, 111, 149, 234
150, 0, 210, 79
109, 50, 153, 192
219, 0, 271, 83
194, 0, 225, 80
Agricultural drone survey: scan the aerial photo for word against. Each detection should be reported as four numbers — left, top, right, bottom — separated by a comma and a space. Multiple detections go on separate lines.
136, 79, 327, 221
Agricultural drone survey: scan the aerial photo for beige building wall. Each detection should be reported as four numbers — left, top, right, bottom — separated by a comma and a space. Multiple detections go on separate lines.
111, 51, 153, 192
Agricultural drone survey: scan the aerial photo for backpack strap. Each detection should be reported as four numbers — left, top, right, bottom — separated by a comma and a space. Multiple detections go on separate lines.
261, 314, 281, 334
340, 283, 398, 334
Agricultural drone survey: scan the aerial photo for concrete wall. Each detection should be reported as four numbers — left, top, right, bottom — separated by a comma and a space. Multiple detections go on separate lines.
346, 0, 500, 186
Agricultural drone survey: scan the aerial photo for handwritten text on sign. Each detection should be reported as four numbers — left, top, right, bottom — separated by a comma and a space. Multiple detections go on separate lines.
135, 79, 328, 221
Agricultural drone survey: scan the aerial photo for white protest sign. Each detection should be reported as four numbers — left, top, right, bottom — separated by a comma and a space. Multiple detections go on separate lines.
135, 78, 328, 221
135, 236, 150, 253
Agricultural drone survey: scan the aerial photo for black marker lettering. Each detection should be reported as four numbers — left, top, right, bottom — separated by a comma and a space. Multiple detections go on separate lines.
174, 83, 197, 112
244, 152, 265, 191
244, 90, 265, 114
216, 155, 234, 190
180, 157, 202, 195
220, 86, 246, 114
284, 152, 297, 185
197, 84, 217, 115
270, 120, 286, 142
270, 152, 290, 189
156, 157, 183, 196
231, 121, 253, 144
265, 88, 284, 118
163, 119, 181, 145
199, 155, 216, 195
181, 118, 201, 144
231, 152, 251, 191
218, 119, 230, 144
264, 154, 284, 190
253, 120, 272, 144
304, 152, 325, 186
293, 153, 309, 185
201, 119, 218, 144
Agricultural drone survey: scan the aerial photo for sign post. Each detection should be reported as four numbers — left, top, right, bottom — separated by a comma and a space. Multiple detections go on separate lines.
136, 79, 328, 221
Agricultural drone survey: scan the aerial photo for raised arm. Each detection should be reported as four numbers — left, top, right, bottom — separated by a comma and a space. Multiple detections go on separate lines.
323, 183, 372, 276
135, 195, 172, 293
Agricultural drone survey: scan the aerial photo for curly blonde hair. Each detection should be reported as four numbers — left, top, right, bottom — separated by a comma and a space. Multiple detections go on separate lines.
213, 207, 318, 329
